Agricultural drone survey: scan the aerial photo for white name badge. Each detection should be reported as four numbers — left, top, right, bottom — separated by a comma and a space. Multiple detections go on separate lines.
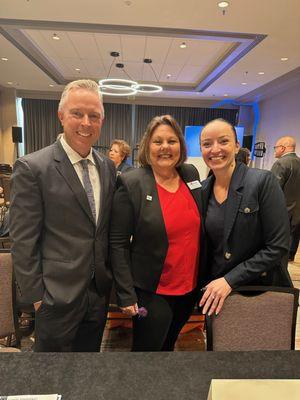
187, 180, 202, 190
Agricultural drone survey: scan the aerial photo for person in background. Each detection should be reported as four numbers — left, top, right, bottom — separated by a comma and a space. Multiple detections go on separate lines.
236, 147, 251, 166
10, 79, 116, 352
108, 139, 133, 174
199, 118, 292, 317
271, 136, 300, 262
0, 186, 9, 237
110, 115, 203, 351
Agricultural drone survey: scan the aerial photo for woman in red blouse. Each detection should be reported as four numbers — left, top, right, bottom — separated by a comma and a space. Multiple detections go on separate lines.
109, 115, 203, 351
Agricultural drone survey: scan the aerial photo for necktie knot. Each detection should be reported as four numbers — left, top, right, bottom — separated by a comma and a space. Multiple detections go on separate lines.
80, 159, 89, 169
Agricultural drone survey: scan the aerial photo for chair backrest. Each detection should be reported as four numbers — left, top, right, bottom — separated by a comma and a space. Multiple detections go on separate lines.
206, 286, 299, 351
0, 250, 15, 338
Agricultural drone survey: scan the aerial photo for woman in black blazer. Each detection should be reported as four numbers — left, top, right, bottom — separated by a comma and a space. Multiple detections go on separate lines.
199, 118, 292, 317
110, 115, 203, 351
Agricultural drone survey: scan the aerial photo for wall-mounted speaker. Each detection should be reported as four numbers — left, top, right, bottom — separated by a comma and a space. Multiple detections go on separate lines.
12, 126, 22, 143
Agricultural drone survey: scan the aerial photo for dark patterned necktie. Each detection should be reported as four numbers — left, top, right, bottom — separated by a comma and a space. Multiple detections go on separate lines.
80, 159, 96, 222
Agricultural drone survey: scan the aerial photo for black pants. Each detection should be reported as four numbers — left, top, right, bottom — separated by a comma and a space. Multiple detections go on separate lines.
34, 280, 109, 352
132, 288, 198, 351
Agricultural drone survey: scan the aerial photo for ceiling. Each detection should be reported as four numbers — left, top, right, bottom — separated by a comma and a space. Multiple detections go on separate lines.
0, 0, 299, 103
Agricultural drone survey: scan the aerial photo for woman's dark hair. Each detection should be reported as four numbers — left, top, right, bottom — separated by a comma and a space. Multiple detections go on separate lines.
138, 115, 187, 167
236, 147, 251, 165
201, 118, 238, 143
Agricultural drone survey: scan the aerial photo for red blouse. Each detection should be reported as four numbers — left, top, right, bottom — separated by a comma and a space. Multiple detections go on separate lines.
156, 179, 201, 295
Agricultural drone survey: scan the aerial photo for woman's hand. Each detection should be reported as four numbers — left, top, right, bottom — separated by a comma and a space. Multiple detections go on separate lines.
199, 278, 232, 316
120, 303, 138, 316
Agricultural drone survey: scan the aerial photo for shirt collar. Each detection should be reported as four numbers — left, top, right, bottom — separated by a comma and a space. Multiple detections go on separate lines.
281, 151, 296, 157
60, 134, 95, 165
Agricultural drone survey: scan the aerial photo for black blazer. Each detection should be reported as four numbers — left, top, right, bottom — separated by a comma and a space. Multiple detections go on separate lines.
201, 162, 292, 289
109, 164, 204, 307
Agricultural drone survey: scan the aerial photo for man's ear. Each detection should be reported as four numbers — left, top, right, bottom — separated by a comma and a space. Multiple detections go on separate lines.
58, 110, 63, 125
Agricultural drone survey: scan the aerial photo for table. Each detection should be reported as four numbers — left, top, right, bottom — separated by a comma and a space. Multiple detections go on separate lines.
0, 351, 299, 399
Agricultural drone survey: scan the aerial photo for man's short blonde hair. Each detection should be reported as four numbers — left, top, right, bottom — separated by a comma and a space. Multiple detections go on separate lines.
58, 79, 104, 119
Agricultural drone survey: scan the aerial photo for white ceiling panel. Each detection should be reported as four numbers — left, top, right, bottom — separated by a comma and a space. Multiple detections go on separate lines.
120, 35, 146, 63
94, 33, 122, 62
68, 32, 102, 60
0, 0, 299, 100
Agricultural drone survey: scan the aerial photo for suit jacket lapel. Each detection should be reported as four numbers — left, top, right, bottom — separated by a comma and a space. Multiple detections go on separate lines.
177, 164, 202, 215
143, 166, 168, 240
200, 175, 214, 224
93, 149, 107, 231
53, 141, 95, 224
223, 163, 247, 241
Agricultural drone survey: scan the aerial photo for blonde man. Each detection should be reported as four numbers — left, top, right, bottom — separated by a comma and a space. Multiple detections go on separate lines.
10, 80, 116, 351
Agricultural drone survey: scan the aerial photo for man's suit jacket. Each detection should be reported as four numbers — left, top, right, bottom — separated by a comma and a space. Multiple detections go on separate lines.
200, 162, 292, 289
10, 140, 116, 308
109, 164, 205, 307
271, 152, 300, 226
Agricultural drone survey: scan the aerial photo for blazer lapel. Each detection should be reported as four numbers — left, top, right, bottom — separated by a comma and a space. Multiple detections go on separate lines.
93, 149, 108, 231
53, 141, 95, 224
223, 163, 247, 241
143, 166, 168, 240
200, 175, 214, 223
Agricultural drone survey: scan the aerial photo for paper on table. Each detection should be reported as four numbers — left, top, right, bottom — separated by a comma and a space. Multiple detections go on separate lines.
0, 395, 61, 400
207, 379, 300, 400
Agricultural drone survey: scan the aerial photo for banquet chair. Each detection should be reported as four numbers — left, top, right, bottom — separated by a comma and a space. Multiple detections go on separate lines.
205, 286, 299, 351
0, 249, 21, 352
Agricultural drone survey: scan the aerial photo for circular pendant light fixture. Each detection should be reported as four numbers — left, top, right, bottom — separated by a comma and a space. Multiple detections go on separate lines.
99, 52, 163, 96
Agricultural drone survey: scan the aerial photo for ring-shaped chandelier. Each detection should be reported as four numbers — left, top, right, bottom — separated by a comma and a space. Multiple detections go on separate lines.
134, 83, 163, 93
99, 78, 138, 97
98, 52, 163, 96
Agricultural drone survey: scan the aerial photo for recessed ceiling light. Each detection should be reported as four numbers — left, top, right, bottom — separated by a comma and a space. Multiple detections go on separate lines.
52, 33, 60, 40
241, 82, 247, 85
75, 68, 81, 71
166, 74, 172, 78
218, 1, 229, 8
281, 57, 288, 61
258, 72, 265, 75
7, 81, 13, 85
180, 42, 187, 49
1, 57, 8, 61
49, 84, 54, 87
224, 94, 228, 96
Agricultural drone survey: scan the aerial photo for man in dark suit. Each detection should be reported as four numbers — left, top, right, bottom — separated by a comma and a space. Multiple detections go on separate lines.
10, 79, 116, 351
271, 136, 300, 261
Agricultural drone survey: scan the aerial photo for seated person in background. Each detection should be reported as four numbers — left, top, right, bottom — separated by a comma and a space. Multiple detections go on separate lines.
236, 147, 251, 166
0, 186, 9, 237
199, 118, 292, 317
108, 139, 133, 174
110, 115, 203, 351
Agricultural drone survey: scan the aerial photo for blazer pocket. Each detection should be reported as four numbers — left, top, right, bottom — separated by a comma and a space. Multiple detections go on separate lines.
238, 203, 259, 215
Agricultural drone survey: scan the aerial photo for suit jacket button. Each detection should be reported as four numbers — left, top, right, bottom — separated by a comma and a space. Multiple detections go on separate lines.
224, 252, 231, 260
261, 272, 267, 277
244, 207, 251, 213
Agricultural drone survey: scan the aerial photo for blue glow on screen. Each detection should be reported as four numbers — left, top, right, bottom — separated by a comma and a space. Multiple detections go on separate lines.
185, 125, 244, 157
